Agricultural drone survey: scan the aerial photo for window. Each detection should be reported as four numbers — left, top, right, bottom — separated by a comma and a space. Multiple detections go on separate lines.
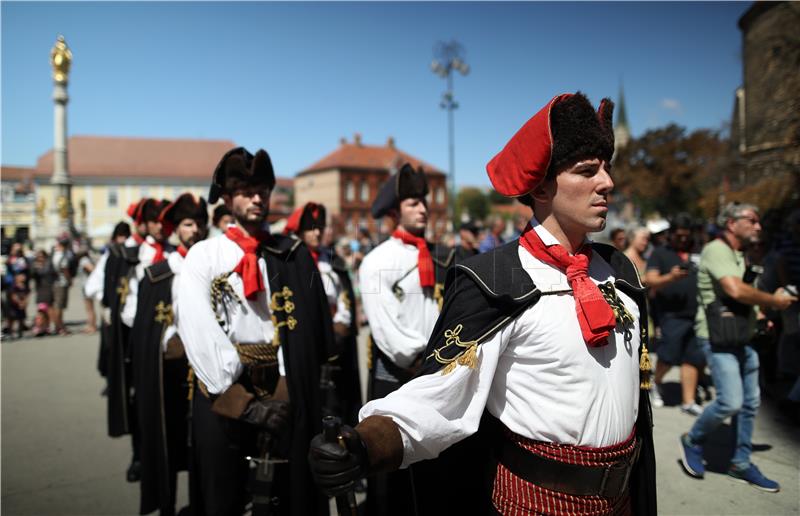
108, 187, 118, 208
360, 181, 369, 202
436, 187, 445, 205
345, 180, 355, 202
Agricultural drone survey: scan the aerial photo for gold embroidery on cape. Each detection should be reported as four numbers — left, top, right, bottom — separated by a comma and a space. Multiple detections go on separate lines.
340, 291, 352, 312
434, 282, 445, 312
154, 301, 174, 327
431, 324, 480, 375
598, 282, 634, 326
117, 277, 130, 306
270, 286, 297, 347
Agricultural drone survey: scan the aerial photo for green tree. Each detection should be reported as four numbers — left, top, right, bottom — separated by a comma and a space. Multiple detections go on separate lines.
456, 187, 490, 222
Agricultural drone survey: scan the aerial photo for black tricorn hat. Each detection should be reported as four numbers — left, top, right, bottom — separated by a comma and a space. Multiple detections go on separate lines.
141, 198, 169, 223
371, 163, 429, 219
208, 147, 276, 204
160, 193, 209, 235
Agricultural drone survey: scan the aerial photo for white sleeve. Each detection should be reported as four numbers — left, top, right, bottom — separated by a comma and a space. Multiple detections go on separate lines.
177, 246, 243, 395
359, 261, 430, 368
359, 323, 512, 468
84, 252, 108, 301
333, 288, 352, 326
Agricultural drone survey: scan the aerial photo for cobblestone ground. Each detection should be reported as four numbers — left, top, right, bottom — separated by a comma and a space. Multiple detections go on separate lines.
2, 281, 798, 515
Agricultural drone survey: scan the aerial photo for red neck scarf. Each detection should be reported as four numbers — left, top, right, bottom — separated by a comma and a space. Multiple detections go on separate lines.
145, 237, 165, 264
177, 245, 189, 258
519, 224, 615, 347
225, 227, 268, 300
132, 233, 145, 245
309, 248, 320, 267
392, 228, 435, 288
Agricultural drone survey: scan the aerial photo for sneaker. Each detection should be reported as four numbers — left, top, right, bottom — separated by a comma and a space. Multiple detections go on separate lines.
728, 464, 780, 492
650, 384, 664, 408
679, 434, 705, 478
681, 403, 704, 417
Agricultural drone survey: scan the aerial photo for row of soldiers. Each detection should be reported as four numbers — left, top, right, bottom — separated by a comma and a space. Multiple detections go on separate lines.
96, 91, 659, 516
93, 145, 459, 515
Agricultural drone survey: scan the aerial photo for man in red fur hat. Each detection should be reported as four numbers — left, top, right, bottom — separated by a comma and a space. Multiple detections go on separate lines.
309, 92, 657, 515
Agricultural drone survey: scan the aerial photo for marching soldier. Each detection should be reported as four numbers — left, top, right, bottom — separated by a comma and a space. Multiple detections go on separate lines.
356, 163, 454, 515
284, 202, 361, 425
310, 92, 657, 515
130, 193, 208, 516
176, 147, 334, 515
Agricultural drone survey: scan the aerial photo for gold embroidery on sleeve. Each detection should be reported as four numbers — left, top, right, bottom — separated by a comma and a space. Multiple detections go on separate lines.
270, 286, 297, 347
431, 324, 480, 375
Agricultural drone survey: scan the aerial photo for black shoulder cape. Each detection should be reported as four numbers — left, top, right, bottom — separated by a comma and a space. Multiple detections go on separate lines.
103, 242, 139, 437
129, 259, 189, 516
258, 234, 336, 516
410, 240, 657, 515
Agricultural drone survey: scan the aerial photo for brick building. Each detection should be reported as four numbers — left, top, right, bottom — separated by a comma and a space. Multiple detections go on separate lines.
295, 134, 448, 239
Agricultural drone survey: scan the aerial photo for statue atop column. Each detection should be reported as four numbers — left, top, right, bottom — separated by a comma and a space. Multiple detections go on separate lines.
50, 35, 72, 84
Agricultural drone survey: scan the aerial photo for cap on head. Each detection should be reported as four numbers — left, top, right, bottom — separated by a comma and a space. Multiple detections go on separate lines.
486, 92, 615, 198
127, 199, 147, 224
283, 202, 327, 235
371, 163, 429, 219
140, 198, 169, 224
159, 193, 209, 236
209, 147, 276, 204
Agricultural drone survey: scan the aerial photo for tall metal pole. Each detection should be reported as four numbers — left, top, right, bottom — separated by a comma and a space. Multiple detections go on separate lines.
431, 41, 469, 233
446, 71, 456, 231
50, 35, 74, 236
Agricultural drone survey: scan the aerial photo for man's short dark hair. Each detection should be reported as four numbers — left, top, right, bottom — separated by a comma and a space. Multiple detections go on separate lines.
670, 213, 694, 232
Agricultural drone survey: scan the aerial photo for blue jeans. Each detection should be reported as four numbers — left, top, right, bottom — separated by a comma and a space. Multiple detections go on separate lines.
688, 339, 761, 469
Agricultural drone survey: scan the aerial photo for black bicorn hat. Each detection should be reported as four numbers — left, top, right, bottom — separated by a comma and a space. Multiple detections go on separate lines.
208, 147, 276, 204
160, 192, 209, 235
140, 198, 170, 223
370, 163, 429, 219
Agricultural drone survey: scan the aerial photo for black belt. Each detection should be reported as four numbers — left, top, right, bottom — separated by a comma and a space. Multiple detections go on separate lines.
496, 436, 642, 499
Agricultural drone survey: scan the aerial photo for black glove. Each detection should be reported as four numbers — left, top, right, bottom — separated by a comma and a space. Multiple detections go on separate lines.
241, 399, 291, 436
308, 425, 369, 496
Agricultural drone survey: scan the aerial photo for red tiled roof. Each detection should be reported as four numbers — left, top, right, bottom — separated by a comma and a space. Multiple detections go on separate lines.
1, 166, 41, 181
299, 139, 444, 176
35, 136, 238, 179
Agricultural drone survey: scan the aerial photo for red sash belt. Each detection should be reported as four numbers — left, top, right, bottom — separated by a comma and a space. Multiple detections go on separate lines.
493, 429, 637, 515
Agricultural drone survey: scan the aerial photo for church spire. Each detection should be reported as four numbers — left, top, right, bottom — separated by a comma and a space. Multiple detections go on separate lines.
614, 81, 631, 155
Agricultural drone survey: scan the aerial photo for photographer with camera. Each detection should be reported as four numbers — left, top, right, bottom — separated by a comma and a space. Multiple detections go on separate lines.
645, 214, 705, 415
679, 203, 796, 492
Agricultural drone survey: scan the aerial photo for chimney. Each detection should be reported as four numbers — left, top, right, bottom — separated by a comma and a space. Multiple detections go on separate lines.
386, 136, 395, 149
339, 137, 347, 146
354, 133, 362, 147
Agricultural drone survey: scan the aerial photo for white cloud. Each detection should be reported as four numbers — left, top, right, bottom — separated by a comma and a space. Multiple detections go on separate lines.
660, 98, 682, 113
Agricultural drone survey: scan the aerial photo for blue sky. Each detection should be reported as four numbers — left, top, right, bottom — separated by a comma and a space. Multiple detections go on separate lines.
2, 1, 750, 187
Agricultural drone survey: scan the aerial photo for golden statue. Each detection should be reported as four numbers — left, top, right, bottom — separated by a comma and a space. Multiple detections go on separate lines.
57, 195, 70, 220
36, 197, 46, 218
50, 35, 72, 84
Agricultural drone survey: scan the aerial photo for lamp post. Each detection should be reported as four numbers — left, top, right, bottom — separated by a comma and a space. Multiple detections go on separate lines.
431, 40, 469, 232
50, 35, 74, 236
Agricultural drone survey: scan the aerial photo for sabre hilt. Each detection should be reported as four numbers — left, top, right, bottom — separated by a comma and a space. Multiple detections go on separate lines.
321, 415, 358, 515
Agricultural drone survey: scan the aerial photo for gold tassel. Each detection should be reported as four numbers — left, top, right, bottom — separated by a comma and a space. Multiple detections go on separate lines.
186, 368, 195, 401
457, 344, 479, 369
639, 343, 653, 390
441, 362, 457, 375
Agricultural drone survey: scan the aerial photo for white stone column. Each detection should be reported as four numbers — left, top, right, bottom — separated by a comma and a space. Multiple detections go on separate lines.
49, 35, 73, 238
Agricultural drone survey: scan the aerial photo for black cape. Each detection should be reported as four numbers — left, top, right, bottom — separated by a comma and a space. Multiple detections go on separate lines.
323, 251, 362, 426
410, 240, 658, 515
130, 259, 189, 516
258, 235, 336, 516
103, 242, 139, 437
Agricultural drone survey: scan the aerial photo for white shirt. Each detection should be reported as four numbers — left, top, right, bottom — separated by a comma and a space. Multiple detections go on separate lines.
360, 219, 641, 468
176, 233, 280, 395
358, 237, 440, 368
318, 259, 352, 327
120, 236, 161, 328
84, 251, 108, 301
